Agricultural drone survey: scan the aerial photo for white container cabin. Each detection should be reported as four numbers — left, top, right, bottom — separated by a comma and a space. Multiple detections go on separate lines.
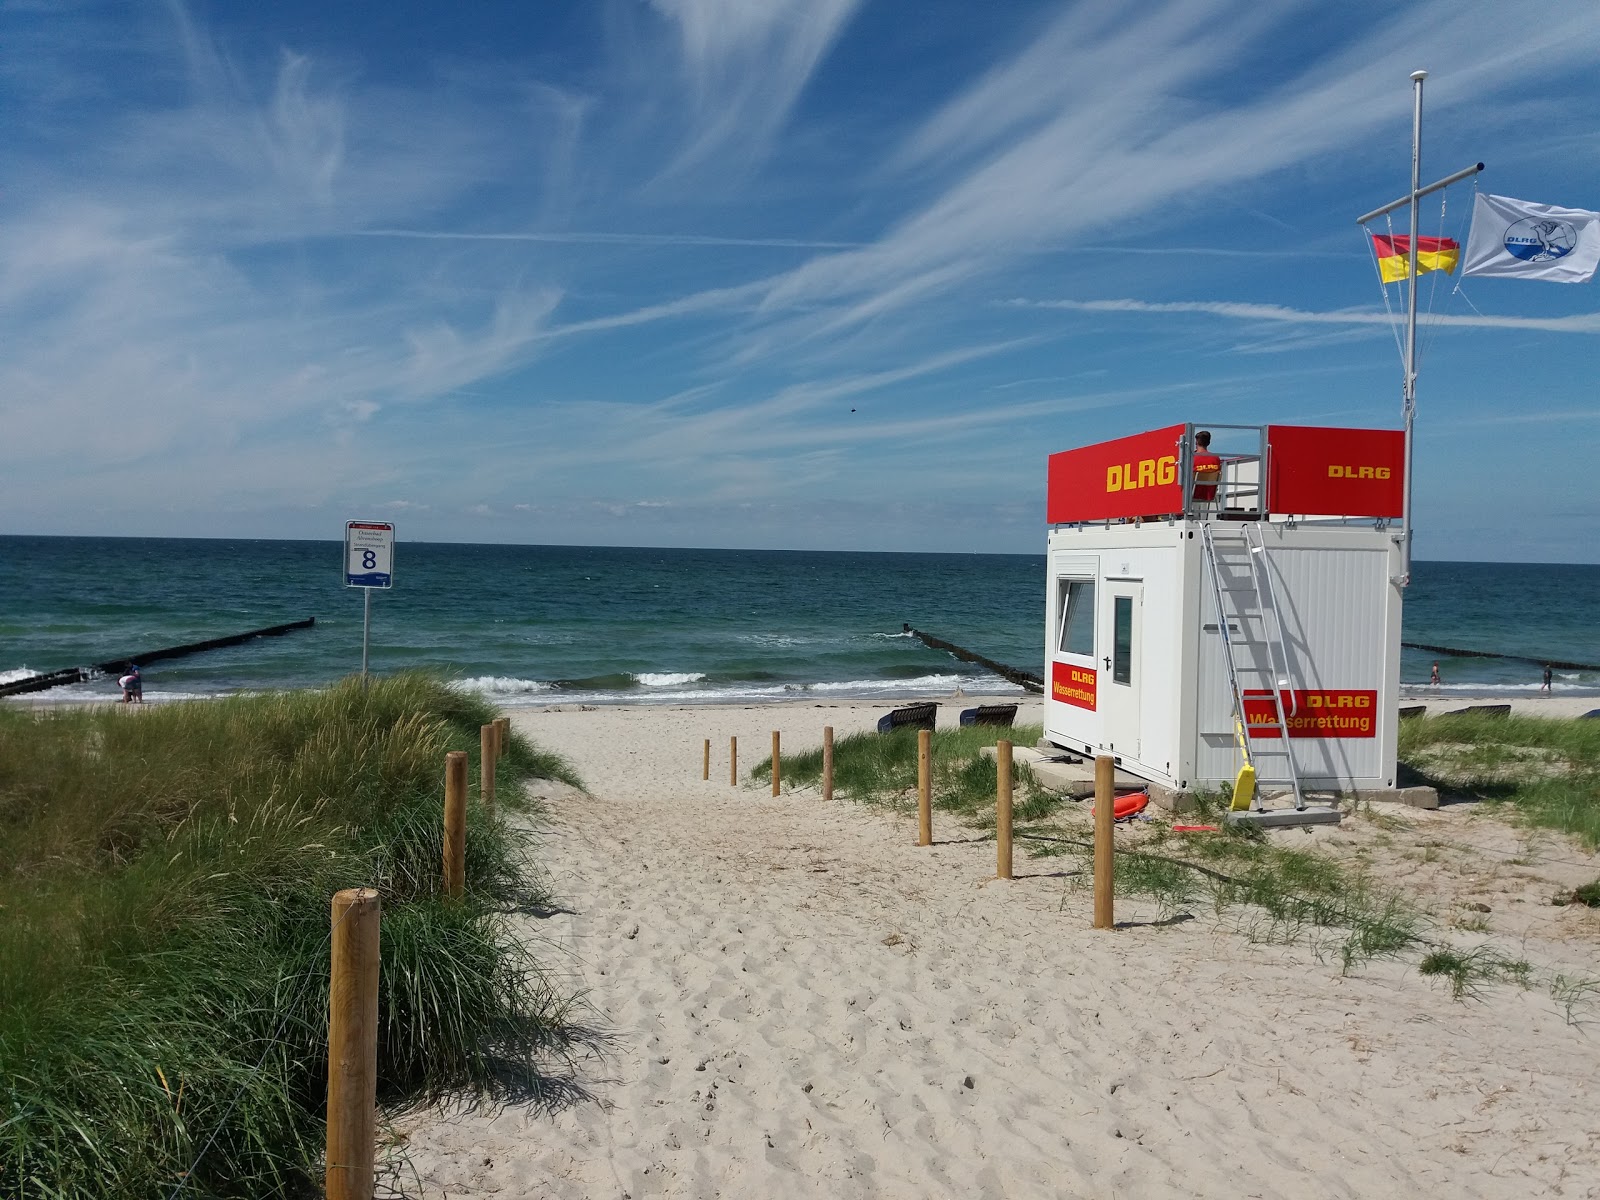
1043, 422, 1407, 802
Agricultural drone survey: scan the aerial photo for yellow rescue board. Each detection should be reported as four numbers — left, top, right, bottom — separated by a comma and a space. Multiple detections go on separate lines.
1230, 763, 1257, 811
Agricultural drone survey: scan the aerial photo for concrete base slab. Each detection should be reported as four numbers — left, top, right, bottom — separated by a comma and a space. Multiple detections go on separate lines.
1353, 786, 1440, 810
981, 744, 1146, 797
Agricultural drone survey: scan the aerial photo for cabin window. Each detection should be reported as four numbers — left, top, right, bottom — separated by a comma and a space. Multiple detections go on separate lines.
1056, 577, 1095, 657
1112, 595, 1133, 685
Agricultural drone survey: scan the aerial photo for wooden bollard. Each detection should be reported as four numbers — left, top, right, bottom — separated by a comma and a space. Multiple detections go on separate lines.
729, 736, 737, 786
771, 731, 781, 796
480, 724, 496, 809
1093, 755, 1115, 929
822, 726, 834, 803
443, 751, 467, 899
996, 739, 1013, 880
917, 728, 932, 846
327, 887, 380, 1200
495, 716, 510, 757
702, 738, 710, 780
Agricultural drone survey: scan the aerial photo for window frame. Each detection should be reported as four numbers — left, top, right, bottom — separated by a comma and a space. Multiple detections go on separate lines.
1055, 575, 1096, 659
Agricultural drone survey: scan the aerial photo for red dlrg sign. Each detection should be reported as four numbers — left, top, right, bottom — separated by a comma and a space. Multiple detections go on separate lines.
1266, 425, 1404, 518
1052, 661, 1097, 710
1047, 424, 1186, 524
1243, 689, 1377, 738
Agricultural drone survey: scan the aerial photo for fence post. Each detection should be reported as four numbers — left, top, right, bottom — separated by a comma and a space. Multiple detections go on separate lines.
327, 887, 380, 1200
1094, 755, 1115, 929
495, 716, 510, 758
771, 731, 781, 796
443, 751, 467, 900
729, 736, 737, 786
822, 725, 834, 802
480, 723, 496, 809
917, 728, 932, 846
702, 738, 710, 780
996, 739, 1013, 880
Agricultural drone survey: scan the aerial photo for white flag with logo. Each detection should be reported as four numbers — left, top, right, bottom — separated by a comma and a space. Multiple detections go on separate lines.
1462, 193, 1600, 282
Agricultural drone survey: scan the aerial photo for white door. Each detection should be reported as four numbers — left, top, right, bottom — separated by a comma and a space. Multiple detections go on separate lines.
1103, 583, 1142, 757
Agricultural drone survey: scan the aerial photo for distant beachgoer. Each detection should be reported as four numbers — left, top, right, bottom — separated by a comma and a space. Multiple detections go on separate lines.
119, 664, 142, 704
1430, 662, 1440, 687
1542, 664, 1553, 694
1192, 430, 1221, 507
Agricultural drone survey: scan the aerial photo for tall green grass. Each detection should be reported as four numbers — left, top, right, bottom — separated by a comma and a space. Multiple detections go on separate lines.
0, 674, 579, 1199
1398, 713, 1600, 848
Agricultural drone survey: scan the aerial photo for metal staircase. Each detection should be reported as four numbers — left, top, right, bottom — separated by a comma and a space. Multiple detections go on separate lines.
1200, 523, 1340, 827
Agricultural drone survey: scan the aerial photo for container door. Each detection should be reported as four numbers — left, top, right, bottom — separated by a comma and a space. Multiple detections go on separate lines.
1103, 584, 1142, 757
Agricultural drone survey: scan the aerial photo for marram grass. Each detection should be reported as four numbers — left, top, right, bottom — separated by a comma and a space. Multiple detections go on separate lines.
0, 674, 578, 1200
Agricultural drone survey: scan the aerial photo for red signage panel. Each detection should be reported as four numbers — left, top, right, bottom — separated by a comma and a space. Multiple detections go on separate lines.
1266, 425, 1404, 518
1047, 424, 1186, 523
1051, 661, 1097, 710
1242, 689, 1378, 738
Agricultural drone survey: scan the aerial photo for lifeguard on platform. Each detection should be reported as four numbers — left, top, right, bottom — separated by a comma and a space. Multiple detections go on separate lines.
1191, 430, 1221, 509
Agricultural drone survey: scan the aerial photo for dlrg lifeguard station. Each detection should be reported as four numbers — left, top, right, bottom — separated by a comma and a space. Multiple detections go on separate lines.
1042, 422, 1409, 825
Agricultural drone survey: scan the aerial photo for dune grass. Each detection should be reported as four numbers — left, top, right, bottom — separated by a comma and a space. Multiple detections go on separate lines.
0, 674, 579, 1200
1397, 713, 1600, 848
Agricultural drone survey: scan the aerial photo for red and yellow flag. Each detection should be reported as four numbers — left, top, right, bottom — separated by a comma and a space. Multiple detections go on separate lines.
1371, 234, 1460, 283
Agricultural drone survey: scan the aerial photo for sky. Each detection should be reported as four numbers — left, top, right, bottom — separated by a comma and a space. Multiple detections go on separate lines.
3, 0, 1599, 561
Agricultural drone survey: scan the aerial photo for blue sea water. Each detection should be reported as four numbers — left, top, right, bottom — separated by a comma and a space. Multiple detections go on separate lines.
2, 537, 1596, 705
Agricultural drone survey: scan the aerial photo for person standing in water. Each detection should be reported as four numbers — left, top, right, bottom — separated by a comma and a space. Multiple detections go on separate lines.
1430, 662, 1440, 688
1542, 664, 1553, 694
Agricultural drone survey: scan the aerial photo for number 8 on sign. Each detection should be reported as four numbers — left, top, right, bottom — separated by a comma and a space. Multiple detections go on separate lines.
345, 522, 395, 589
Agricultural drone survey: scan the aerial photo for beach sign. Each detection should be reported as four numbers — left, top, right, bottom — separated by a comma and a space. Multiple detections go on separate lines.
345, 521, 394, 589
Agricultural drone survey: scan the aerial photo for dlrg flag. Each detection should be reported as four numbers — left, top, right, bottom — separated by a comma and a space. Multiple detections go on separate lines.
1463, 193, 1600, 282
1370, 234, 1459, 283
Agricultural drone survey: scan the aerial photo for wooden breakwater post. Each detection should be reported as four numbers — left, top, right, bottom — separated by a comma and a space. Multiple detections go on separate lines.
480, 724, 497, 809
327, 887, 380, 1200
443, 751, 467, 900
771, 731, 781, 796
822, 726, 834, 802
1093, 755, 1115, 929
917, 729, 932, 846
729, 736, 738, 786
996, 739, 1013, 880
702, 738, 710, 780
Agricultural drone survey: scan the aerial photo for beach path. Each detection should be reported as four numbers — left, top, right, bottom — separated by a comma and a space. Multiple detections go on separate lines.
397, 701, 1600, 1199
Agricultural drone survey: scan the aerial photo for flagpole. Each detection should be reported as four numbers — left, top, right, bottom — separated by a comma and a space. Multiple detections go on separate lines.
1400, 69, 1425, 589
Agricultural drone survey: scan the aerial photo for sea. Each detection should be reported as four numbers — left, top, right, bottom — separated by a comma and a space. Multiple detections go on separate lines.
2, 537, 1597, 706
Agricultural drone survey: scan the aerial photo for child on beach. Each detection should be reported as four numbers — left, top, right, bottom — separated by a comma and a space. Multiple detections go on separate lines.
119, 664, 142, 703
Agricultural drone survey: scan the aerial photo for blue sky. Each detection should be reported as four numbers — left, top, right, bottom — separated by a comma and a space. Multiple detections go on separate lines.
3, 0, 1598, 561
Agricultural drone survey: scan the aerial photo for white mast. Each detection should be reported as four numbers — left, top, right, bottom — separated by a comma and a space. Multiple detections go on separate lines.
1355, 72, 1483, 588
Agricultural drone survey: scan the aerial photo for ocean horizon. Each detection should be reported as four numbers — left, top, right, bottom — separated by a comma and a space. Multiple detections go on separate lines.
3, 535, 1597, 706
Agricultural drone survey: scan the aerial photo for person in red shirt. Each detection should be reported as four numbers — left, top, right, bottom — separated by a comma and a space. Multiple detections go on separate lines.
1192, 429, 1221, 509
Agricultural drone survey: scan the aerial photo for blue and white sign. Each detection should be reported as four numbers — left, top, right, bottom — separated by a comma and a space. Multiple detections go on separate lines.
345, 521, 395, 588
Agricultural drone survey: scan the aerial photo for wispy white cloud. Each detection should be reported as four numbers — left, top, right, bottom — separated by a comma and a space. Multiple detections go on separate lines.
1010, 297, 1600, 335
351, 229, 862, 249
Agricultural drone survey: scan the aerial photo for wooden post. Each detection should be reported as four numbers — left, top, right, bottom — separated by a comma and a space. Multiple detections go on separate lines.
327, 887, 380, 1200
996, 739, 1013, 880
917, 728, 932, 846
495, 716, 510, 757
771, 731, 781, 796
1093, 755, 1115, 929
443, 751, 467, 900
822, 726, 834, 803
729, 736, 737, 786
702, 738, 710, 781
480, 723, 496, 809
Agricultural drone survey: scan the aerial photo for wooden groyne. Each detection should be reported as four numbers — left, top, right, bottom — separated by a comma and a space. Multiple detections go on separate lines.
1402, 641, 1600, 673
904, 625, 1044, 694
0, 617, 317, 698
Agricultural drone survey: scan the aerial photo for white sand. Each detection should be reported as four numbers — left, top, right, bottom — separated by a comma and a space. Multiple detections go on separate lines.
398, 699, 1600, 1199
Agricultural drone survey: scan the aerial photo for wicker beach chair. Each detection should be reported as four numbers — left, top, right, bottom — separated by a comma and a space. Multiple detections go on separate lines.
876, 702, 939, 733
959, 704, 1018, 727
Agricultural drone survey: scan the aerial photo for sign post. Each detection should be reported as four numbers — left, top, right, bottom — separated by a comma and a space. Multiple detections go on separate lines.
344, 522, 394, 683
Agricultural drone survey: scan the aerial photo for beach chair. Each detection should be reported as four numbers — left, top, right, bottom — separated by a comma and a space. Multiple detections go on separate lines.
1442, 703, 1510, 718
1397, 705, 1426, 720
959, 703, 1018, 727
876, 702, 938, 734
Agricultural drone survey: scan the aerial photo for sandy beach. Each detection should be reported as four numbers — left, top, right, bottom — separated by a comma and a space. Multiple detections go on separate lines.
397, 697, 1600, 1199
